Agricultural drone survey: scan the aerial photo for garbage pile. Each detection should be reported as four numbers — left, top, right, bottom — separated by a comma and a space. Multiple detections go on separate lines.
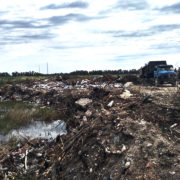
0, 77, 124, 105
0, 77, 179, 180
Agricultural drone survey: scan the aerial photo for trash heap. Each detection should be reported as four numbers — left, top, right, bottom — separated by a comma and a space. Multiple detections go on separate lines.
0, 76, 124, 105
0, 77, 179, 180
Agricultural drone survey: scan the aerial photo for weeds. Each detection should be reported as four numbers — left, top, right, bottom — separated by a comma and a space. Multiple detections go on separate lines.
32, 107, 59, 122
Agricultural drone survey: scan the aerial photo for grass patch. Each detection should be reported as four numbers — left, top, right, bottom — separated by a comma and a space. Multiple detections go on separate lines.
32, 107, 59, 122
0, 76, 45, 86
0, 101, 59, 135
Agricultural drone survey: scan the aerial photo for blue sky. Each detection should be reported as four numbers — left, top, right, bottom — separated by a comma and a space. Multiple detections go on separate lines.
0, 0, 180, 73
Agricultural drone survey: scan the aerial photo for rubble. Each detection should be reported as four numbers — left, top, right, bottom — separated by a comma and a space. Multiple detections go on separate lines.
0, 76, 179, 179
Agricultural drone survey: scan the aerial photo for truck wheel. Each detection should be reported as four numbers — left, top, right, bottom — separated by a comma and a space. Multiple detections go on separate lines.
155, 79, 159, 87
172, 81, 177, 87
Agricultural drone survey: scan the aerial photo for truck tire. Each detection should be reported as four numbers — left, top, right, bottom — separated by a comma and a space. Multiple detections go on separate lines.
172, 81, 177, 87
155, 78, 159, 87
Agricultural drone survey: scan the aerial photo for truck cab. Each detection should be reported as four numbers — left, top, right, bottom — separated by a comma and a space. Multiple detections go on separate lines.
154, 65, 176, 86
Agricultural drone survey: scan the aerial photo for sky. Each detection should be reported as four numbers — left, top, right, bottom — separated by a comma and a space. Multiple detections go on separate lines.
0, 0, 180, 73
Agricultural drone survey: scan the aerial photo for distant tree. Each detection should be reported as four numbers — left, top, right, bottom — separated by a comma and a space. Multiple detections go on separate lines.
11, 71, 42, 77
0, 72, 10, 77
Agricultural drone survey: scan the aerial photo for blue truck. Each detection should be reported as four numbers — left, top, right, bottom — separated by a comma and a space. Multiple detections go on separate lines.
140, 61, 177, 86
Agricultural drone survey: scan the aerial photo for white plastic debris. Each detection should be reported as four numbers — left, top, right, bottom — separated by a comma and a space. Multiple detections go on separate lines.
114, 83, 123, 88
170, 123, 177, 128
121, 144, 127, 152
75, 98, 92, 107
147, 143, 153, 147
107, 100, 114, 107
124, 82, 133, 88
169, 171, 176, 175
89, 168, 93, 173
125, 161, 131, 168
25, 150, 28, 170
120, 90, 132, 99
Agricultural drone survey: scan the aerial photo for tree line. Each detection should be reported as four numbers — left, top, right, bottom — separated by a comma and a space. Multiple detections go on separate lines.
0, 68, 180, 78
0, 69, 138, 77
0, 71, 42, 77
69, 69, 139, 75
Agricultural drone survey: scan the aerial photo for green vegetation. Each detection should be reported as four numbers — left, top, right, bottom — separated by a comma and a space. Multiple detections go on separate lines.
0, 76, 45, 86
0, 101, 59, 135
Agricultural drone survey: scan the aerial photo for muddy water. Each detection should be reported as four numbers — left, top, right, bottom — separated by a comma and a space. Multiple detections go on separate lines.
0, 120, 67, 142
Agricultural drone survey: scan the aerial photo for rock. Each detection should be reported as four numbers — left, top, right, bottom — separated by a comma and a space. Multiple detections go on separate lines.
75, 98, 92, 107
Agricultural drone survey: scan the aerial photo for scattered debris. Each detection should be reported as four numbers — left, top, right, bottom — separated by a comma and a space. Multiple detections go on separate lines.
0, 76, 179, 179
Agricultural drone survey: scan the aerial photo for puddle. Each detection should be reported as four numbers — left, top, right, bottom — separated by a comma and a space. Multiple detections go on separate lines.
0, 120, 67, 142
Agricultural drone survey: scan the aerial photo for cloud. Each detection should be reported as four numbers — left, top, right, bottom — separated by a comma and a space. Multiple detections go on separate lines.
0, 13, 101, 31
0, 10, 7, 15
150, 43, 180, 51
100, 0, 149, 15
48, 13, 103, 25
0, 12, 104, 47
20, 33, 54, 40
0, 20, 49, 29
153, 24, 180, 32
107, 30, 150, 38
40, 1, 88, 10
116, 0, 149, 10
105, 24, 180, 38
159, 2, 180, 14
0, 32, 54, 45
50, 44, 93, 50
